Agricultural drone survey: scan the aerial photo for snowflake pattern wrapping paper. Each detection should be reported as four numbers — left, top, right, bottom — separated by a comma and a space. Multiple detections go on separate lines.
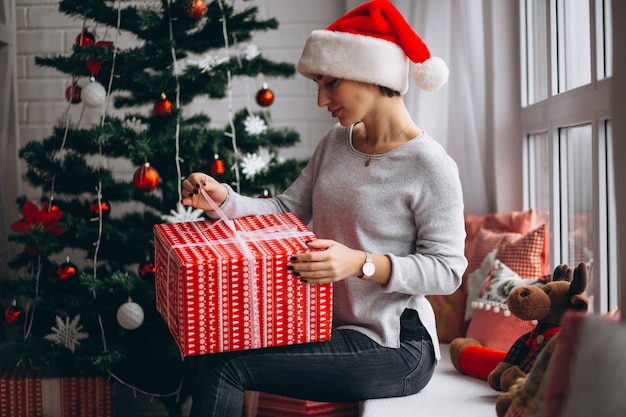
0, 366, 112, 417
153, 213, 333, 356
256, 392, 359, 417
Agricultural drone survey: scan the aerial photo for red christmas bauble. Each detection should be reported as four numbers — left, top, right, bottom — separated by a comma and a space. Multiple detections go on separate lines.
85, 57, 102, 75
138, 261, 156, 280
210, 154, 225, 176
186, 0, 207, 19
75, 30, 95, 47
65, 83, 82, 104
256, 86, 274, 107
4, 301, 23, 325
133, 163, 160, 191
153, 93, 172, 116
89, 200, 111, 216
42, 201, 61, 213
57, 261, 78, 280
95, 40, 114, 49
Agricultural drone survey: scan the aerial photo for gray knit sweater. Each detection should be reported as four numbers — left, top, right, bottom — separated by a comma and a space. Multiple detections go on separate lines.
213, 123, 467, 360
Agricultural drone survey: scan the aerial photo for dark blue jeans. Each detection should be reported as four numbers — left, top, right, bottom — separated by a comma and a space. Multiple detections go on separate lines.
188, 329, 436, 417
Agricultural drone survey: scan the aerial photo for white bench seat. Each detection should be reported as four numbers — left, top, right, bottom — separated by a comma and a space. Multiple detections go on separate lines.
360, 344, 498, 417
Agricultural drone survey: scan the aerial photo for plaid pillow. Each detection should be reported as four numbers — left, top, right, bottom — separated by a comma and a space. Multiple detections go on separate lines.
469, 224, 548, 279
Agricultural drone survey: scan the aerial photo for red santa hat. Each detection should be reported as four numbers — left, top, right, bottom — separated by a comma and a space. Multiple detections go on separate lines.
297, 0, 448, 94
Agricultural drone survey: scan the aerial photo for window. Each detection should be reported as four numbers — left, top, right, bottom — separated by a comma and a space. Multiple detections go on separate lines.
555, 0, 591, 92
521, 0, 549, 105
521, 0, 616, 314
559, 124, 593, 266
524, 132, 551, 218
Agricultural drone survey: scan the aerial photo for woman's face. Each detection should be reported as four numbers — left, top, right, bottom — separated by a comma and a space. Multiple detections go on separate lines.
315, 76, 377, 126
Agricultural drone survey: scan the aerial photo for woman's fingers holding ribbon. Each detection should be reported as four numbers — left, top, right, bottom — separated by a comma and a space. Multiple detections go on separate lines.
288, 239, 364, 284
181, 172, 228, 211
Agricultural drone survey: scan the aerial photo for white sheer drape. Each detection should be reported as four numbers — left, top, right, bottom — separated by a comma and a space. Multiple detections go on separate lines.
395, 0, 493, 215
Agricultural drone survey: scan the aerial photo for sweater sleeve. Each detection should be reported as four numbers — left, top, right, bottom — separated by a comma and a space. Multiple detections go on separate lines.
382, 139, 467, 297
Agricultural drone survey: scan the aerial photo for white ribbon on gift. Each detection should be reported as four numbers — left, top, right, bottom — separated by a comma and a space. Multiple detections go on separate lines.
202, 188, 263, 349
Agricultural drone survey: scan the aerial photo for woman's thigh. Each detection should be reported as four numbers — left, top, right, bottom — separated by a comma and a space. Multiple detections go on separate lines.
192, 328, 436, 403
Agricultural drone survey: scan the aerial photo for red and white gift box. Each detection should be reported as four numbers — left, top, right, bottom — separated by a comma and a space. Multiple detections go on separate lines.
255, 392, 359, 417
0, 366, 112, 417
154, 212, 333, 356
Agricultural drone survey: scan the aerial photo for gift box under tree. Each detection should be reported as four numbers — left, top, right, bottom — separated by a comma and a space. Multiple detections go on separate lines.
255, 392, 359, 417
154, 212, 333, 356
0, 365, 112, 417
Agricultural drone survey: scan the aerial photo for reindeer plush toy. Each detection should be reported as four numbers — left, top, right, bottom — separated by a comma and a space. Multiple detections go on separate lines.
450, 263, 589, 416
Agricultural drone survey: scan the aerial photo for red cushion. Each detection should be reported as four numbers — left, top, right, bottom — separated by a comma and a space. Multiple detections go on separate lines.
466, 309, 536, 352
430, 210, 546, 342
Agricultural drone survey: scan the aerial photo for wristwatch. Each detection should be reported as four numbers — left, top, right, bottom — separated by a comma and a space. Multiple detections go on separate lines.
360, 251, 375, 279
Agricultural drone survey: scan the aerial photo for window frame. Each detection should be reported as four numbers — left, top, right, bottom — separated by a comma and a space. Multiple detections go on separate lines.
520, 0, 616, 314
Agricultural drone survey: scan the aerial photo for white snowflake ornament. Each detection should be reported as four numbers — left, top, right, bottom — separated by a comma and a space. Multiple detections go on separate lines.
123, 117, 147, 133
187, 54, 228, 73
243, 114, 268, 136
241, 148, 272, 179
44, 314, 89, 353
241, 44, 261, 60
162, 202, 204, 223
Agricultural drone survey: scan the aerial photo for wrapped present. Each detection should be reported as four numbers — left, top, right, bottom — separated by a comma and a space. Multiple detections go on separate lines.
154, 212, 333, 356
255, 392, 359, 417
0, 365, 112, 417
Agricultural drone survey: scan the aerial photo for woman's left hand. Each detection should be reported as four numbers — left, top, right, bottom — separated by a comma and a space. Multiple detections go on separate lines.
288, 239, 366, 284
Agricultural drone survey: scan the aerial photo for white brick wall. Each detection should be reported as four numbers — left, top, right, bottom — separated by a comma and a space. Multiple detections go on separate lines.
15, 0, 342, 202
14, 2, 345, 414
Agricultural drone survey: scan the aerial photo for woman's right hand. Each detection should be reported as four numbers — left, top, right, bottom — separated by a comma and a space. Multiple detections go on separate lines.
181, 172, 229, 212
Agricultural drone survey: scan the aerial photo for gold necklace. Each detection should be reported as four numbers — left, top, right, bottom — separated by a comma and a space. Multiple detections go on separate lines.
364, 121, 412, 167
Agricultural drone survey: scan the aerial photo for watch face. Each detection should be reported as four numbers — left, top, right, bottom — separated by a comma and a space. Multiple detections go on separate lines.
362, 262, 375, 277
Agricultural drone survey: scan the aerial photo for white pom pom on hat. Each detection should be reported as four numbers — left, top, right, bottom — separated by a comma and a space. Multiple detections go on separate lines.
412, 56, 449, 92
297, 0, 448, 94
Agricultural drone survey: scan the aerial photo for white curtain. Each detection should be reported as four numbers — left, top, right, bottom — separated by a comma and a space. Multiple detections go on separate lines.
395, 0, 493, 215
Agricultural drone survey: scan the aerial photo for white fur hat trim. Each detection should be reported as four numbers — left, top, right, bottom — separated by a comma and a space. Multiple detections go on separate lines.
297, 29, 410, 94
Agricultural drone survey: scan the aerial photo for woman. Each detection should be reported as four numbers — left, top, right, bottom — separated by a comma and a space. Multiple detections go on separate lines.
181, 1, 467, 415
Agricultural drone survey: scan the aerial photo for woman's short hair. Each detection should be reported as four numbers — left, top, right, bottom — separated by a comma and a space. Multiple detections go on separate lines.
379, 86, 401, 97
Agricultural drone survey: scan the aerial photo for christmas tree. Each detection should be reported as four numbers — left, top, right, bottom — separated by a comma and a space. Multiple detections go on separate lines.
1, 0, 304, 414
